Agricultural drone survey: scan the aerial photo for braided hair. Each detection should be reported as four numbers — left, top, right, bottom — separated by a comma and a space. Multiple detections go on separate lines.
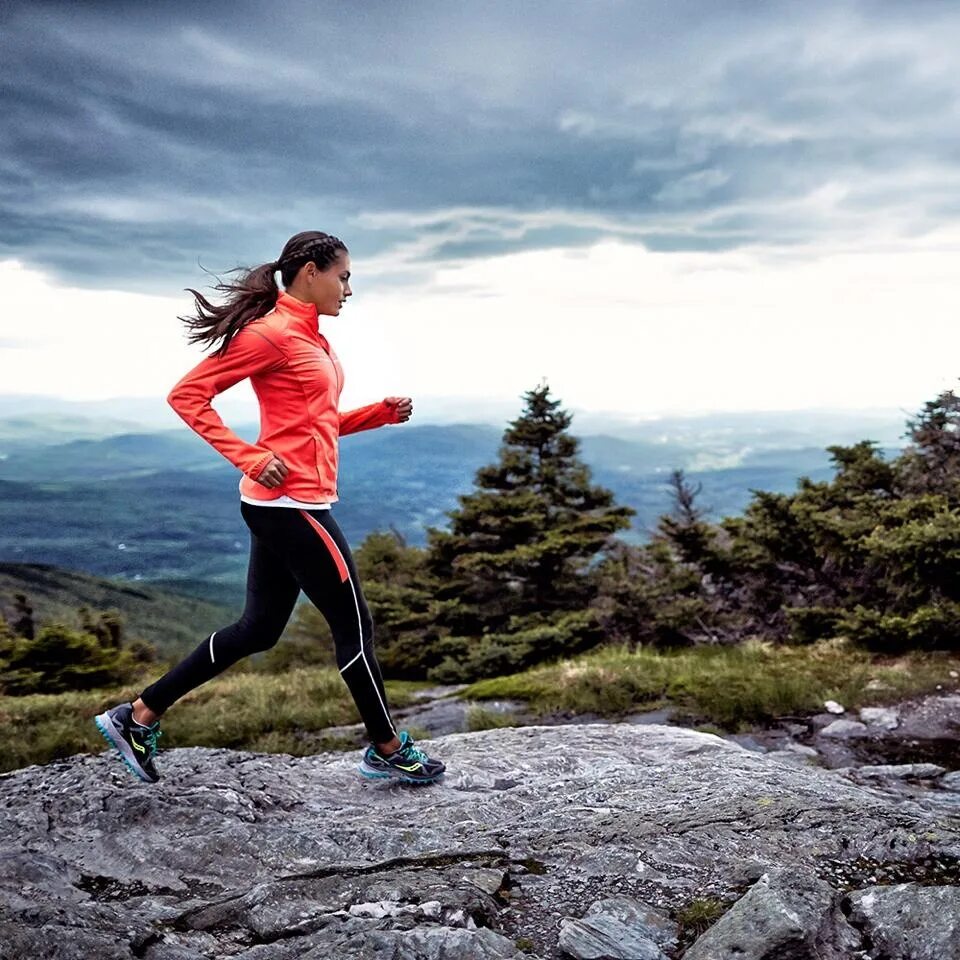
180, 231, 348, 355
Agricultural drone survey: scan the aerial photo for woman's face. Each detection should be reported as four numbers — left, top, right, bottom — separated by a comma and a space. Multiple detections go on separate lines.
305, 252, 352, 316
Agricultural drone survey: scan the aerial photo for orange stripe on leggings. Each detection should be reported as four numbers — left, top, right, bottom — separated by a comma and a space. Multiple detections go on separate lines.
299, 510, 349, 582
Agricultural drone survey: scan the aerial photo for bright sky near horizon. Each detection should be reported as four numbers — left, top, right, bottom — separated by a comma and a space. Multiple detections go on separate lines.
2, 1, 960, 415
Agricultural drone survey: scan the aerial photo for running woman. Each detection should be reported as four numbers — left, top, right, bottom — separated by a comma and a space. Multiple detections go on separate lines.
94, 231, 445, 785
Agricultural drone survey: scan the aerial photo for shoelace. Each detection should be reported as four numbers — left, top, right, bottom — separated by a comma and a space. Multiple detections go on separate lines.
401, 741, 429, 764
143, 727, 163, 759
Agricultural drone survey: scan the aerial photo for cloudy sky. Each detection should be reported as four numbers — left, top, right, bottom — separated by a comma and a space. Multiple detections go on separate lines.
2, 0, 959, 420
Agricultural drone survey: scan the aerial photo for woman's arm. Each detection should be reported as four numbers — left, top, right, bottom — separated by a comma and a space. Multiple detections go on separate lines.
339, 396, 411, 435
167, 328, 286, 479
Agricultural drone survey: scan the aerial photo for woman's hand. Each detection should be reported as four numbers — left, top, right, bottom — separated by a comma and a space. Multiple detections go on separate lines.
255, 455, 289, 489
385, 396, 413, 423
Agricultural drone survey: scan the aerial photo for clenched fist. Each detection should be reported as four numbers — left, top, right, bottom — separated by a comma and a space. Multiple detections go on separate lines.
385, 396, 413, 423
255, 456, 289, 489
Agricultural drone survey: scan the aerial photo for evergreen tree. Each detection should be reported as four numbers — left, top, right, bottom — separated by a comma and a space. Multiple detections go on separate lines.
355, 530, 441, 679
593, 471, 734, 648
897, 390, 960, 500
659, 470, 715, 568
12, 593, 34, 640
79, 607, 124, 649
618, 400, 960, 653
425, 383, 634, 679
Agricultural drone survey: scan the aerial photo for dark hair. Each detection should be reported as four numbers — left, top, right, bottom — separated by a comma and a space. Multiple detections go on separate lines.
180, 231, 348, 354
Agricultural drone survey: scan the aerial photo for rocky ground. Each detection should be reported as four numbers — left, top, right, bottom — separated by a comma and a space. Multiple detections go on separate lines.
1, 722, 959, 959
325, 683, 960, 768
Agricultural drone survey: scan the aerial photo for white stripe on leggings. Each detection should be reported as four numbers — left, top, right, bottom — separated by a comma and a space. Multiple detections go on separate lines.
340, 649, 363, 671
208, 631, 217, 664
328, 538, 396, 737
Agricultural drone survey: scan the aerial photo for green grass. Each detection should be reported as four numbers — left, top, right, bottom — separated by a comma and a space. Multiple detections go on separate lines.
461, 639, 960, 731
674, 895, 732, 949
465, 704, 520, 732
4, 638, 959, 775
675, 896, 728, 936
0, 667, 428, 774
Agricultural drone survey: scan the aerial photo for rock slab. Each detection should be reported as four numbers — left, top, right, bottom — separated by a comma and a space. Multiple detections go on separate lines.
1, 724, 959, 959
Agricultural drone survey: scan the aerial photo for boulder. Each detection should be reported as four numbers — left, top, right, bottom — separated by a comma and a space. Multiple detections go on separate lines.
845, 883, 960, 960
682, 868, 860, 960
942, 771, 960, 793
818, 719, 869, 739
859, 706, 900, 730
558, 895, 677, 959
893, 694, 960, 740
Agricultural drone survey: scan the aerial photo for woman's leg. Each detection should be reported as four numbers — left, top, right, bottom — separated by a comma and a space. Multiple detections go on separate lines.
138, 529, 301, 715
240, 503, 398, 748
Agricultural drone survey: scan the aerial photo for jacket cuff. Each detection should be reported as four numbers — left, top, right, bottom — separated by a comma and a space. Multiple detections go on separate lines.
243, 450, 275, 480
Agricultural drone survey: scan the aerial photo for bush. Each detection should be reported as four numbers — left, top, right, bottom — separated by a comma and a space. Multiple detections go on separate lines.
427, 610, 605, 683
0, 623, 135, 694
784, 606, 844, 644
840, 603, 960, 653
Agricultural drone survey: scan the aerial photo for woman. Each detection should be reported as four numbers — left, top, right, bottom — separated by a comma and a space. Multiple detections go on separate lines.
94, 231, 445, 785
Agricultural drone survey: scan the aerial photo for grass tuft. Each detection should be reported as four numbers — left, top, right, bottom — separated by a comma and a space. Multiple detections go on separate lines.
675, 896, 728, 937
465, 705, 520, 732
460, 641, 960, 731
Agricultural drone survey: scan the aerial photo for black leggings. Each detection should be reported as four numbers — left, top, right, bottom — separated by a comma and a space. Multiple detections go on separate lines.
139, 502, 397, 744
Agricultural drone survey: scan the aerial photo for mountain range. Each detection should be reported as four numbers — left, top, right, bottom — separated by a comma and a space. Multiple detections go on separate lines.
0, 400, 908, 604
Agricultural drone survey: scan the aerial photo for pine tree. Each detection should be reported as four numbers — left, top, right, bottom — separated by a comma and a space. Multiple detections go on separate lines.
425, 383, 635, 678
355, 530, 440, 679
897, 390, 960, 500
12, 594, 34, 640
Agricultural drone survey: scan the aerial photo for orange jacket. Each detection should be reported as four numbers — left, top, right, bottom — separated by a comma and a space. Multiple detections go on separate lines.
167, 290, 400, 503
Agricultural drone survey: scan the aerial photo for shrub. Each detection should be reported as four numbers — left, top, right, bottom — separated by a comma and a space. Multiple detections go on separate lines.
0, 623, 134, 694
427, 610, 605, 683
784, 606, 844, 644
840, 603, 960, 653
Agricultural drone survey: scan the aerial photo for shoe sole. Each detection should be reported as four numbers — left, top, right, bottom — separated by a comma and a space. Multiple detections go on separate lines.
357, 759, 444, 785
93, 712, 157, 784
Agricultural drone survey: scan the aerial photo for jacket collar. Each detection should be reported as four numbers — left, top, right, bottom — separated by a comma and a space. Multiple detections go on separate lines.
276, 291, 320, 336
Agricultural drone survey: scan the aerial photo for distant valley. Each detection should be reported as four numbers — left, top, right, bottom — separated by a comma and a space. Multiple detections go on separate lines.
0, 404, 906, 604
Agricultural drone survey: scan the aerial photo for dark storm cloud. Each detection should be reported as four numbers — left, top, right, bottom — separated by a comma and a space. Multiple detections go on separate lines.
1, 0, 959, 290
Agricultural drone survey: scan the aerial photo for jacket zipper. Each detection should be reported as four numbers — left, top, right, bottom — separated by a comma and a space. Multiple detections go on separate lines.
317, 337, 341, 394
317, 336, 341, 496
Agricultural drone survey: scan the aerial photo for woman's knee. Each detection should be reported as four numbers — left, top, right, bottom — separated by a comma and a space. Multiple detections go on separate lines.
229, 615, 287, 654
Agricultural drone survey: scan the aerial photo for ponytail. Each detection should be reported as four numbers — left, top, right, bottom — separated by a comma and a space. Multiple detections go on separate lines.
181, 261, 280, 356
180, 230, 346, 356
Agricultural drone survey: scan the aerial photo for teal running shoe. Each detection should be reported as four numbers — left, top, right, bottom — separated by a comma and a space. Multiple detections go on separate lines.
94, 702, 162, 783
358, 730, 445, 784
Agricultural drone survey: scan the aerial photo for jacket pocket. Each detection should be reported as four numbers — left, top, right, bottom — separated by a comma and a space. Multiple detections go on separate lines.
312, 436, 324, 483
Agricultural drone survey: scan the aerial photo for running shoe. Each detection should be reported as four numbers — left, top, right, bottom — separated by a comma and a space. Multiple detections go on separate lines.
94, 702, 163, 783
358, 730, 445, 784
